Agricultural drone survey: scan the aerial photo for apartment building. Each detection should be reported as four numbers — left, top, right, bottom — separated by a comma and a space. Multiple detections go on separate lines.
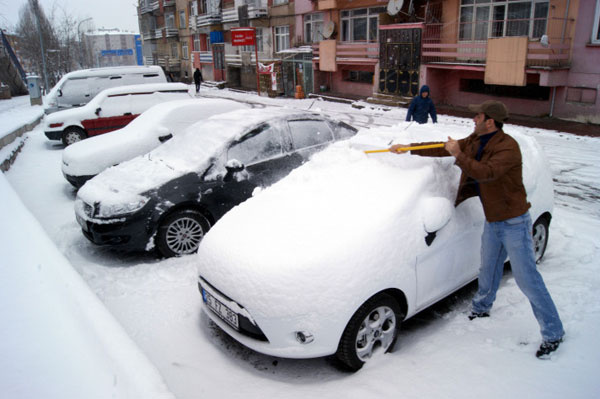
137, 0, 600, 122
83, 29, 142, 68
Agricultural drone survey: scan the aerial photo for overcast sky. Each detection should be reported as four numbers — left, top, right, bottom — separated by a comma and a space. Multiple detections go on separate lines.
0, 0, 140, 33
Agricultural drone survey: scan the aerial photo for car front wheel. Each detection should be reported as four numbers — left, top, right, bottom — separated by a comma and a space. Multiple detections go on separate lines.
62, 127, 87, 146
156, 209, 210, 258
335, 293, 402, 372
533, 217, 550, 264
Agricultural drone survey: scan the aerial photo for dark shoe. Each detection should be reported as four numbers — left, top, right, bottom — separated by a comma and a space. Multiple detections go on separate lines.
468, 312, 490, 320
536, 338, 563, 358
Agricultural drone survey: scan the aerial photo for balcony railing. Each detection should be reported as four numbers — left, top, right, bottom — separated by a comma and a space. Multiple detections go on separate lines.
222, 4, 267, 23
157, 56, 181, 69
193, 51, 213, 64
422, 17, 573, 68
154, 27, 179, 38
192, 13, 222, 29
163, 0, 175, 6
312, 42, 379, 65
140, 0, 159, 14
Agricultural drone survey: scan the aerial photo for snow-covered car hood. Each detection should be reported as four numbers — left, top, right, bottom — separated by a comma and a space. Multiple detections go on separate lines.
197, 122, 553, 323
77, 107, 312, 209
62, 99, 248, 177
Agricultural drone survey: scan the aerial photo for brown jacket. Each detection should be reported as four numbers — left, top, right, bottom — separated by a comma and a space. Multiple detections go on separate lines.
412, 129, 530, 222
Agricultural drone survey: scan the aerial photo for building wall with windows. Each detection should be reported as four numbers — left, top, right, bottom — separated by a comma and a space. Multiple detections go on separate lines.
84, 30, 139, 68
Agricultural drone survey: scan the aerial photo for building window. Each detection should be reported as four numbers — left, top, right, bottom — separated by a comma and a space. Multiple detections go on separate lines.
179, 10, 186, 28
459, 0, 549, 41
346, 70, 374, 84
593, 0, 600, 44
341, 7, 386, 43
275, 26, 290, 52
273, 0, 287, 5
171, 42, 178, 58
191, 1, 198, 16
194, 34, 201, 51
304, 13, 324, 44
166, 13, 175, 29
182, 41, 189, 59
459, 78, 550, 100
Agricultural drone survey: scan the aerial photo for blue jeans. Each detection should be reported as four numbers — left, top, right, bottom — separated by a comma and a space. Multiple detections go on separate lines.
472, 212, 564, 342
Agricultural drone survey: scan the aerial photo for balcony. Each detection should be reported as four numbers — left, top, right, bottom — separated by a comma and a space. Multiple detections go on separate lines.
157, 56, 181, 69
154, 27, 179, 38
163, 0, 175, 6
222, 1, 268, 23
140, 0, 159, 14
192, 51, 213, 64
192, 13, 222, 29
312, 42, 379, 66
422, 17, 573, 69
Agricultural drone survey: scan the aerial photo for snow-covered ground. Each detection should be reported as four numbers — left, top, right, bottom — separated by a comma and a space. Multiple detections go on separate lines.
2, 88, 600, 398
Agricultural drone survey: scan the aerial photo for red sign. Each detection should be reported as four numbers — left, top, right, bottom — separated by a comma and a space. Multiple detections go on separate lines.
231, 28, 255, 46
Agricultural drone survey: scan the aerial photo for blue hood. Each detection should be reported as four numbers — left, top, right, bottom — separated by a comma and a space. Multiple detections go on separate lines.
419, 85, 430, 95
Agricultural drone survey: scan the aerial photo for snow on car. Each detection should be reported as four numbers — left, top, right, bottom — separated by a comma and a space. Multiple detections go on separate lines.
43, 82, 191, 146
74, 108, 357, 257
195, 122, 554, 371
61, 98, 250, 188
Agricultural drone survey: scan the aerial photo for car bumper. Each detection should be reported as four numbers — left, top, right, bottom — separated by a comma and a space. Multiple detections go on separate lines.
63, 173, 95, 189
44, 130, 62, 140
198, 277, 339, 359
76, 211, 153, 251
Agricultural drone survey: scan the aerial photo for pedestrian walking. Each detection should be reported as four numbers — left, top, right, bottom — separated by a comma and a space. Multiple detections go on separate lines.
193, 68, 203, 94
406, 85, 437, 124
390, 100, 564, 358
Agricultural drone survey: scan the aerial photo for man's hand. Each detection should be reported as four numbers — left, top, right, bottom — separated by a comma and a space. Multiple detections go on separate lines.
389, 144, 410, 154
445, 136, 461, 158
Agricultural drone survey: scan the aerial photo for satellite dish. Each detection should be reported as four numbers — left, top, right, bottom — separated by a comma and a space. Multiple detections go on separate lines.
322, 21, 336, 39
387, 0, 404, 16
540, 34, 549, 48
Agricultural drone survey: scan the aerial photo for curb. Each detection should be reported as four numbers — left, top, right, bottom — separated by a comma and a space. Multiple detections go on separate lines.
0, 114, 43, 172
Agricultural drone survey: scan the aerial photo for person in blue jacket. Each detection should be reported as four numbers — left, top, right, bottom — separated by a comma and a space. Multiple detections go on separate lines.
406, 85, 437, 124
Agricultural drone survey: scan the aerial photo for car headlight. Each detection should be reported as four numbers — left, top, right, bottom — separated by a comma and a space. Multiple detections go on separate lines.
97, 197, 149, 218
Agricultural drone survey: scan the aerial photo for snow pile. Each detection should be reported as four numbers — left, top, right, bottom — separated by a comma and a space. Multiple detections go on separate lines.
0, 174, 174, 399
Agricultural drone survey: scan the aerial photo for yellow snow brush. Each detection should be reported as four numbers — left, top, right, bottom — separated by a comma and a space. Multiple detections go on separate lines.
364, 143, 445, 154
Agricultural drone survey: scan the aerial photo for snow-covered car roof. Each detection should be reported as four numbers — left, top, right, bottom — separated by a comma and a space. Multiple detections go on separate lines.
77, 107, 327, 207
45, 82, 190, 125
196, 122, 553, 322
62, 98, 249, 176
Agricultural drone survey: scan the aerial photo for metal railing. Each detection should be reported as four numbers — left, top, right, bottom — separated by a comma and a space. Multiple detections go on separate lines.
194, 13, 222, 28
222, 4, 267, 23
311, 42, 379, 65
157, 56, 181, 68
422, 16, 573, 68
140, 0, 159, 14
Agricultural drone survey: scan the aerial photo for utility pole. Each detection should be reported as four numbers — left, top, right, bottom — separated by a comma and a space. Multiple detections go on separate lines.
78, 17, 92, 68
30, 0, 49, 91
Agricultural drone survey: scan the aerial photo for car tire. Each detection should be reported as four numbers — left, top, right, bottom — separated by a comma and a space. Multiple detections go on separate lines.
335, 293, 403, 372
156, 209, 210, 258
532, 216, 550, 264
62, 127, 87, 146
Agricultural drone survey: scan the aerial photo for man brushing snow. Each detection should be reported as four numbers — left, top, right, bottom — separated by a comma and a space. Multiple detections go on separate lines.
390, 100, 564, 358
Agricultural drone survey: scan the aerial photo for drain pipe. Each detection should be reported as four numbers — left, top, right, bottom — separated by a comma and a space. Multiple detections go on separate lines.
551, 0, 570, 118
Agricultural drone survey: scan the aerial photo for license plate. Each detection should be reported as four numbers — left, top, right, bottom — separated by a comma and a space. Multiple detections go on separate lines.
76, 214, 88, 232
203, 289, 239, 330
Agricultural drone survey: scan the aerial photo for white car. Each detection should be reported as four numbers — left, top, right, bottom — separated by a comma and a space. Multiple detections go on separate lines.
61, 98, 249, 188
44, 82, 191, 146
196, 122, 554, 371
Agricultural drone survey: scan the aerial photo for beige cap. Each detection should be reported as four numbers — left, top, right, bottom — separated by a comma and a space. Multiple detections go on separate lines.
468, 100, 509, 123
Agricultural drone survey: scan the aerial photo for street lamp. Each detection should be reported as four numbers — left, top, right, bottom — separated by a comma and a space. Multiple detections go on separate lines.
78, 17, 93, 68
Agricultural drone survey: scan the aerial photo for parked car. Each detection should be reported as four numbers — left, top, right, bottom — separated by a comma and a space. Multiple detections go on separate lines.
44, 82, 191, 146
74, 108, 358, 257
44, 65, 167, 114
61, 98, 250, 188
195, 123, 554, 371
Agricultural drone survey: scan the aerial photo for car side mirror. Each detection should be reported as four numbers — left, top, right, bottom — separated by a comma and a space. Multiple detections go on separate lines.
158, 133, 173, 143
421, 197, 453, 246
225, 159, 245, 173
95, 107, 101, 116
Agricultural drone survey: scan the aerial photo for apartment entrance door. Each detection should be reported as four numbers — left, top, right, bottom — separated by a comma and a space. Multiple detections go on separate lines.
213, 44, 226, 81
378, 26, 421, 97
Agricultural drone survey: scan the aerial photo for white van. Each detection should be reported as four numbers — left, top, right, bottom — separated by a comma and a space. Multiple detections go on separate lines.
44, 66, 167, 114
44, 82, 192, 146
